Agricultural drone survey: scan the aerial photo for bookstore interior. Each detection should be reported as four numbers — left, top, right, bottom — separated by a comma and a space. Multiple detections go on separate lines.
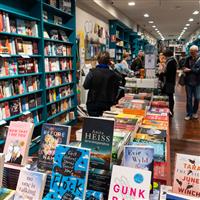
0, 0, 200, 199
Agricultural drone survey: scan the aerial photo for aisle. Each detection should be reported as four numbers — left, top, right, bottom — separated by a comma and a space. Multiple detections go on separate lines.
170, 84, 200, 180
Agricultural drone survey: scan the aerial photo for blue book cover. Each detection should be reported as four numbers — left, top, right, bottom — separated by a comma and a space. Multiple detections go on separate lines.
166, 192, 191, 200
86, 189, 104, 200
44, 145, 90, 199
81, 117, 114, 170
37, 123, 71, 172
123, 145, 154, 193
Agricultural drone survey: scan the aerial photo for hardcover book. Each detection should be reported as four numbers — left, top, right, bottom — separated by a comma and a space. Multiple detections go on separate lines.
44, 145, 90, 200
81, 117, 114, 170
14, 169, 47, 200
3, 121, 34, 165
172, 153, 200, 199
108, 165, 151, 200
37, 123, 71, 172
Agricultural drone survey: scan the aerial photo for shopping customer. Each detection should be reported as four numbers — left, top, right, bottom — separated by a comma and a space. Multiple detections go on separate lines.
83, 51, 120, 116
162, 49, 178, 117
184, 45, 200, 120
131, 50, 144, 73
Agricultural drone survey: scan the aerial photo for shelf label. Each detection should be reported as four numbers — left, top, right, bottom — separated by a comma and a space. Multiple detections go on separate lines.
23, 111, 31, 115
0, 54, 11, 58
0, 120, 6, 125
21, 55, 30, 58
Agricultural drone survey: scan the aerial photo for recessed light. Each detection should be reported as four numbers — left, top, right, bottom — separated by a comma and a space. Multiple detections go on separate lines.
186, 24, 190, 26
184, 27, 187, 30
144, 14, 149, 17
155, 29, 158, 31
188, 18, 194, 22
152, 25, 156, 28
128, 1, 135, 6
193, 10, 199, 15
149, 21, 154, 24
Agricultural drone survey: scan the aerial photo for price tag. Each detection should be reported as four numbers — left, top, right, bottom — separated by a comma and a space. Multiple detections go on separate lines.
23, 111, 31, 115
21, 55, 30, 58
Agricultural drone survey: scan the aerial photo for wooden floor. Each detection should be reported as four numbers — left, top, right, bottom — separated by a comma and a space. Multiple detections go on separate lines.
170, 84, 200, 183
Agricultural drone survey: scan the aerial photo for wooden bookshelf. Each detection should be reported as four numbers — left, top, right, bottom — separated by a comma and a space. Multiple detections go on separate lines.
0, 0, 78, 153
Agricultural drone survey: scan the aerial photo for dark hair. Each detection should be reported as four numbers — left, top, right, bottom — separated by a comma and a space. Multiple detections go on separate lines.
97, 51, 110, 65
163, 49, 173, 57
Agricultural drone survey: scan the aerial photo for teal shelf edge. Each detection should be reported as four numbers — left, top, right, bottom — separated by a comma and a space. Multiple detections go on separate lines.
42, 2, 73, 18
44, 38, 73, 45
0, 32, 41, 39
46, 82, 73, 90
0, 89, 43, 103
0, 54, 41, 58
44, 55, 73, 58
47, 93, 74, 106
0, 7, 40, 22
0, 139, 5, 145
0, 72, 42, 80
47, 106, 76, 121
45, 69, 71, 74
44, 21, 73, 32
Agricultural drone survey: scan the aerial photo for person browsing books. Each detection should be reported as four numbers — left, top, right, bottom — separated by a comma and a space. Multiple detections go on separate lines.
131, 50, 144, 77
83, 51, 120, 116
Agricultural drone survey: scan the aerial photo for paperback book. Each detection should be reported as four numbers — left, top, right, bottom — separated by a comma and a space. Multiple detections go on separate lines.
37, 123, 71, 172
44, 145, 90, 200
108, 165, 151, 200
81, 117, 114, 170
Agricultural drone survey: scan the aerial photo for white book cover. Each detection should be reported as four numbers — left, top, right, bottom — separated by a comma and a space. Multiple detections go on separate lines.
159, 185, 172, 200
14, 169, 47, 200
108, 165, 151, 200
0, 153, 5, 187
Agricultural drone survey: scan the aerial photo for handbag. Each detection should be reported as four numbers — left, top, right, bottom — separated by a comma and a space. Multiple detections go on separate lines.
178, 72, 185, 86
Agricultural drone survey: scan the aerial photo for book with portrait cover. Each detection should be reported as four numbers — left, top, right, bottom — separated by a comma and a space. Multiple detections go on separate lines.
14, 169, 47, 200
37, 123, 71, 172
172, 153, 200, 199
43, 145, 90, 200
108, 165, 151, 200
81, 117, 114, 170
3, 121, 34, 165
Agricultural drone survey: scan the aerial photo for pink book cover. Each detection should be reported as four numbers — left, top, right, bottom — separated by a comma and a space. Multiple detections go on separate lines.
145, 115, 168, 121
172, 153, 200, 199
3, 121, 34, 166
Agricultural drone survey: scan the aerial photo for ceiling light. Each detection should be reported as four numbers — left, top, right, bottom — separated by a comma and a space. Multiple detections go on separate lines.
149, 21, 154, 24
152, 25, 156, 28
188, 18, 194, 22
155, 28, 158, 31
184, 27, 187, 30
144, 14, 149, 17
193, 10, 199, 15
128, 1, 135, 6
186, 24, 190, 26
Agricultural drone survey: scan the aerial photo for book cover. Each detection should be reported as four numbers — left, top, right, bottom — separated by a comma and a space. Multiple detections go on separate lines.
86, 189, 104, 200
0, 188, 16, 200
14, 169, 47, 200
81, 117, 114, 170
123, 145, 154, 193
166, 192, 200, 200
108, 165, 151, 200
10, 18, 17, 33
0, 153, 4, 187
16, 19, 25, 35
172, 153, 200, 199
160, 185, 172, 200
15, 38, 24, 54
3, 121, 34, 165
37, 123, 71, 172
44, 145, 90, 200
9, 99, 21, 116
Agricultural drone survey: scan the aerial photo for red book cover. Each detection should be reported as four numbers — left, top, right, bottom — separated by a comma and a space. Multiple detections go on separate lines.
0, 12, 3, 32
153, 161, 167, 180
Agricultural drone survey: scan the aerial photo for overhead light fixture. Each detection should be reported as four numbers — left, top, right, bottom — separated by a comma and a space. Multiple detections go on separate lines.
193, 10, 199, 15
152, 25, 156, 28
128, 1, 135, 6
149, 21, 154, 24
155, 28, 158, 31
186, 24, 190, 26
188, 18, 194, 22
184, 27, 187, 30
144, 14, 149, 17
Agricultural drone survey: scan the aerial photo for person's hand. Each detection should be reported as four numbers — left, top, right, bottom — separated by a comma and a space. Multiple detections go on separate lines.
183, 68, 191, 73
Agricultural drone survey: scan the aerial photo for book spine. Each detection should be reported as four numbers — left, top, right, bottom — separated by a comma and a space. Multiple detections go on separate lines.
5, 13, 10, 33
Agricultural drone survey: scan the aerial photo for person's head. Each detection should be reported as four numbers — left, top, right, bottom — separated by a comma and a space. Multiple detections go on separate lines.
159, 53, 166, 63
138, 50, 144, 58
97, 51, 111, 65
123, 52, 130, 60
163, 48, 173, 58
190, 45, 198, 58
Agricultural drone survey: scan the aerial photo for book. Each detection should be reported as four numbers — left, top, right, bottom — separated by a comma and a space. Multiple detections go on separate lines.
160, 185, 172, 200
43, 145, 90, 200
15, 38, 24, 54
14, 169, 47, 200
172, 153, 200, 199
123, 145, 154, 193
0, 37, 10, 54
37, 123, 71, 172
0, 153, 4, 187
16, 19, 26, 35
166, 192, 200, 200
10, 18, 17, 33
86, 190, 104, 200
3, 121, 34, 165
9, 99, 21, 116
108, 165, 151, 200
81, 117, 114, 170
54, 16, 62, 25
0, 188, 16, 200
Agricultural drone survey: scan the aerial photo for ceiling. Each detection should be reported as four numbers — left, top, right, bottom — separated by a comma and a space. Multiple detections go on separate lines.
109, 0, 200, 40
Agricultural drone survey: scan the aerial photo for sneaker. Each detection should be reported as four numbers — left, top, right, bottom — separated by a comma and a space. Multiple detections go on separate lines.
192, 113, 198, 119
184, 116, 191, 120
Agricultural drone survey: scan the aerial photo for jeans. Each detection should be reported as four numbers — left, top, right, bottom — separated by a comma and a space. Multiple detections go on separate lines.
185, 85, 199, 117
167, 93, 174, 114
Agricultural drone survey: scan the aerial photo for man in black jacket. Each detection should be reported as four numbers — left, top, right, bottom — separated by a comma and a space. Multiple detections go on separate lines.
83, 51, 120, 116
183, 45, 199, 120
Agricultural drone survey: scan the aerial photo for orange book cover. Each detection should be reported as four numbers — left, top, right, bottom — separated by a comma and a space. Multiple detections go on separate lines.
123, 108, 145, 116
0, 12, 3, 32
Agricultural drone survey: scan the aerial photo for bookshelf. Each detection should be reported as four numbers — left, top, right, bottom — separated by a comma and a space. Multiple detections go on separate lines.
109, 20, 132, 63
0, 0, 77, 152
